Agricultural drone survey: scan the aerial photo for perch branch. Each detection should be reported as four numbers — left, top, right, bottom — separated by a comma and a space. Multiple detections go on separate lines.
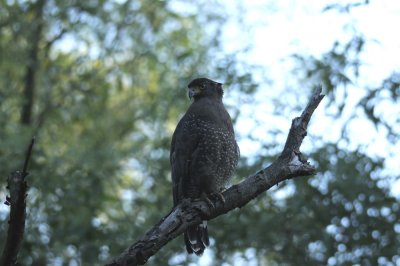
1, 137, 35, 266
106, 87, 325, 266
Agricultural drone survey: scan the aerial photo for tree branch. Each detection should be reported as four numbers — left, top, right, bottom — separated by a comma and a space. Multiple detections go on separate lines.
106, 87, 325, 266
1, 137, 35, 266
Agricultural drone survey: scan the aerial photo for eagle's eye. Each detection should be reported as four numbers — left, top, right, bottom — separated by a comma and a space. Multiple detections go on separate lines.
195, 85, 204, 91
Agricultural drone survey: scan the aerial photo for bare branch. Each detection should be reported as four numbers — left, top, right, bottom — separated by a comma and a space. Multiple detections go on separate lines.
106, 88, 325, 266
1, 137, 35, 266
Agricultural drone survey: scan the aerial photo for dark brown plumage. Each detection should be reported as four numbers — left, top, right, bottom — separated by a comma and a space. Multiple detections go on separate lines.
170, 78, 239, 255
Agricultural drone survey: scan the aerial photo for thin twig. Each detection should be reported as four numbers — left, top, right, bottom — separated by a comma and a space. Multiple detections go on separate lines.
22, 137, 35, 176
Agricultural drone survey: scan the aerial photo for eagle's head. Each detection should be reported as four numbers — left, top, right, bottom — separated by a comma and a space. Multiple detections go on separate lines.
187, 78, 223, 100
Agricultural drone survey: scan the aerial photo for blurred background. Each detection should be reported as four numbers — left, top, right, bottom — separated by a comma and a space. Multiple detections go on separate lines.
0, 0, 399, 265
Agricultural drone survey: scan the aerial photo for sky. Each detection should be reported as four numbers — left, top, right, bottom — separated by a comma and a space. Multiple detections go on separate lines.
222, 0, 400, 84
217, 0, 400, 197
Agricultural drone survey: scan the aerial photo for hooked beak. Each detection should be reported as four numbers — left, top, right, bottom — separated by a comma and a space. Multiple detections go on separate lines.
188, 88, 195, 99
188, 87, 201, 100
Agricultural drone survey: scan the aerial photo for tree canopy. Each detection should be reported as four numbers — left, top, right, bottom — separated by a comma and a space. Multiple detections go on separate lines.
0, 0, 399, 265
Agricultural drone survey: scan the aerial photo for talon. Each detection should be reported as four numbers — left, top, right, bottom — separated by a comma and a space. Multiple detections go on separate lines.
209, 192, 226, 204
198, 192, 226, 208
205, 197, 214, 208
200, 193, 214, 208
215, 192, 226, 203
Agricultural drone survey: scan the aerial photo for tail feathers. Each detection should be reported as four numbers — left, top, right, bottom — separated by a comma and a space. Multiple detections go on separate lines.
184, 221, 209, 256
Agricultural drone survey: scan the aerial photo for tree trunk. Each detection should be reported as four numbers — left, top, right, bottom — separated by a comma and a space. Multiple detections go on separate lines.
20, 0, 45, 125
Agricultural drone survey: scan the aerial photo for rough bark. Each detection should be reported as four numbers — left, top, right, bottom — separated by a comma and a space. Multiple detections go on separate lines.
1, 138, 35, 266
106, 87, 325, 266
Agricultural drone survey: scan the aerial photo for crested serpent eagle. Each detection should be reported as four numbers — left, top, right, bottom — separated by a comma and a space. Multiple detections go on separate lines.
170, 78, 239, 255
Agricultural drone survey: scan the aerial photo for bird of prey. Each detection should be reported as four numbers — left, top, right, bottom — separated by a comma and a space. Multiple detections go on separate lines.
170, 77, 239, 255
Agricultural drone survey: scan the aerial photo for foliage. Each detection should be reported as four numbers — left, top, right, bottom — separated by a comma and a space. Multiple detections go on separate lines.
0, 0, 399, 265
0, 0, 253, 264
